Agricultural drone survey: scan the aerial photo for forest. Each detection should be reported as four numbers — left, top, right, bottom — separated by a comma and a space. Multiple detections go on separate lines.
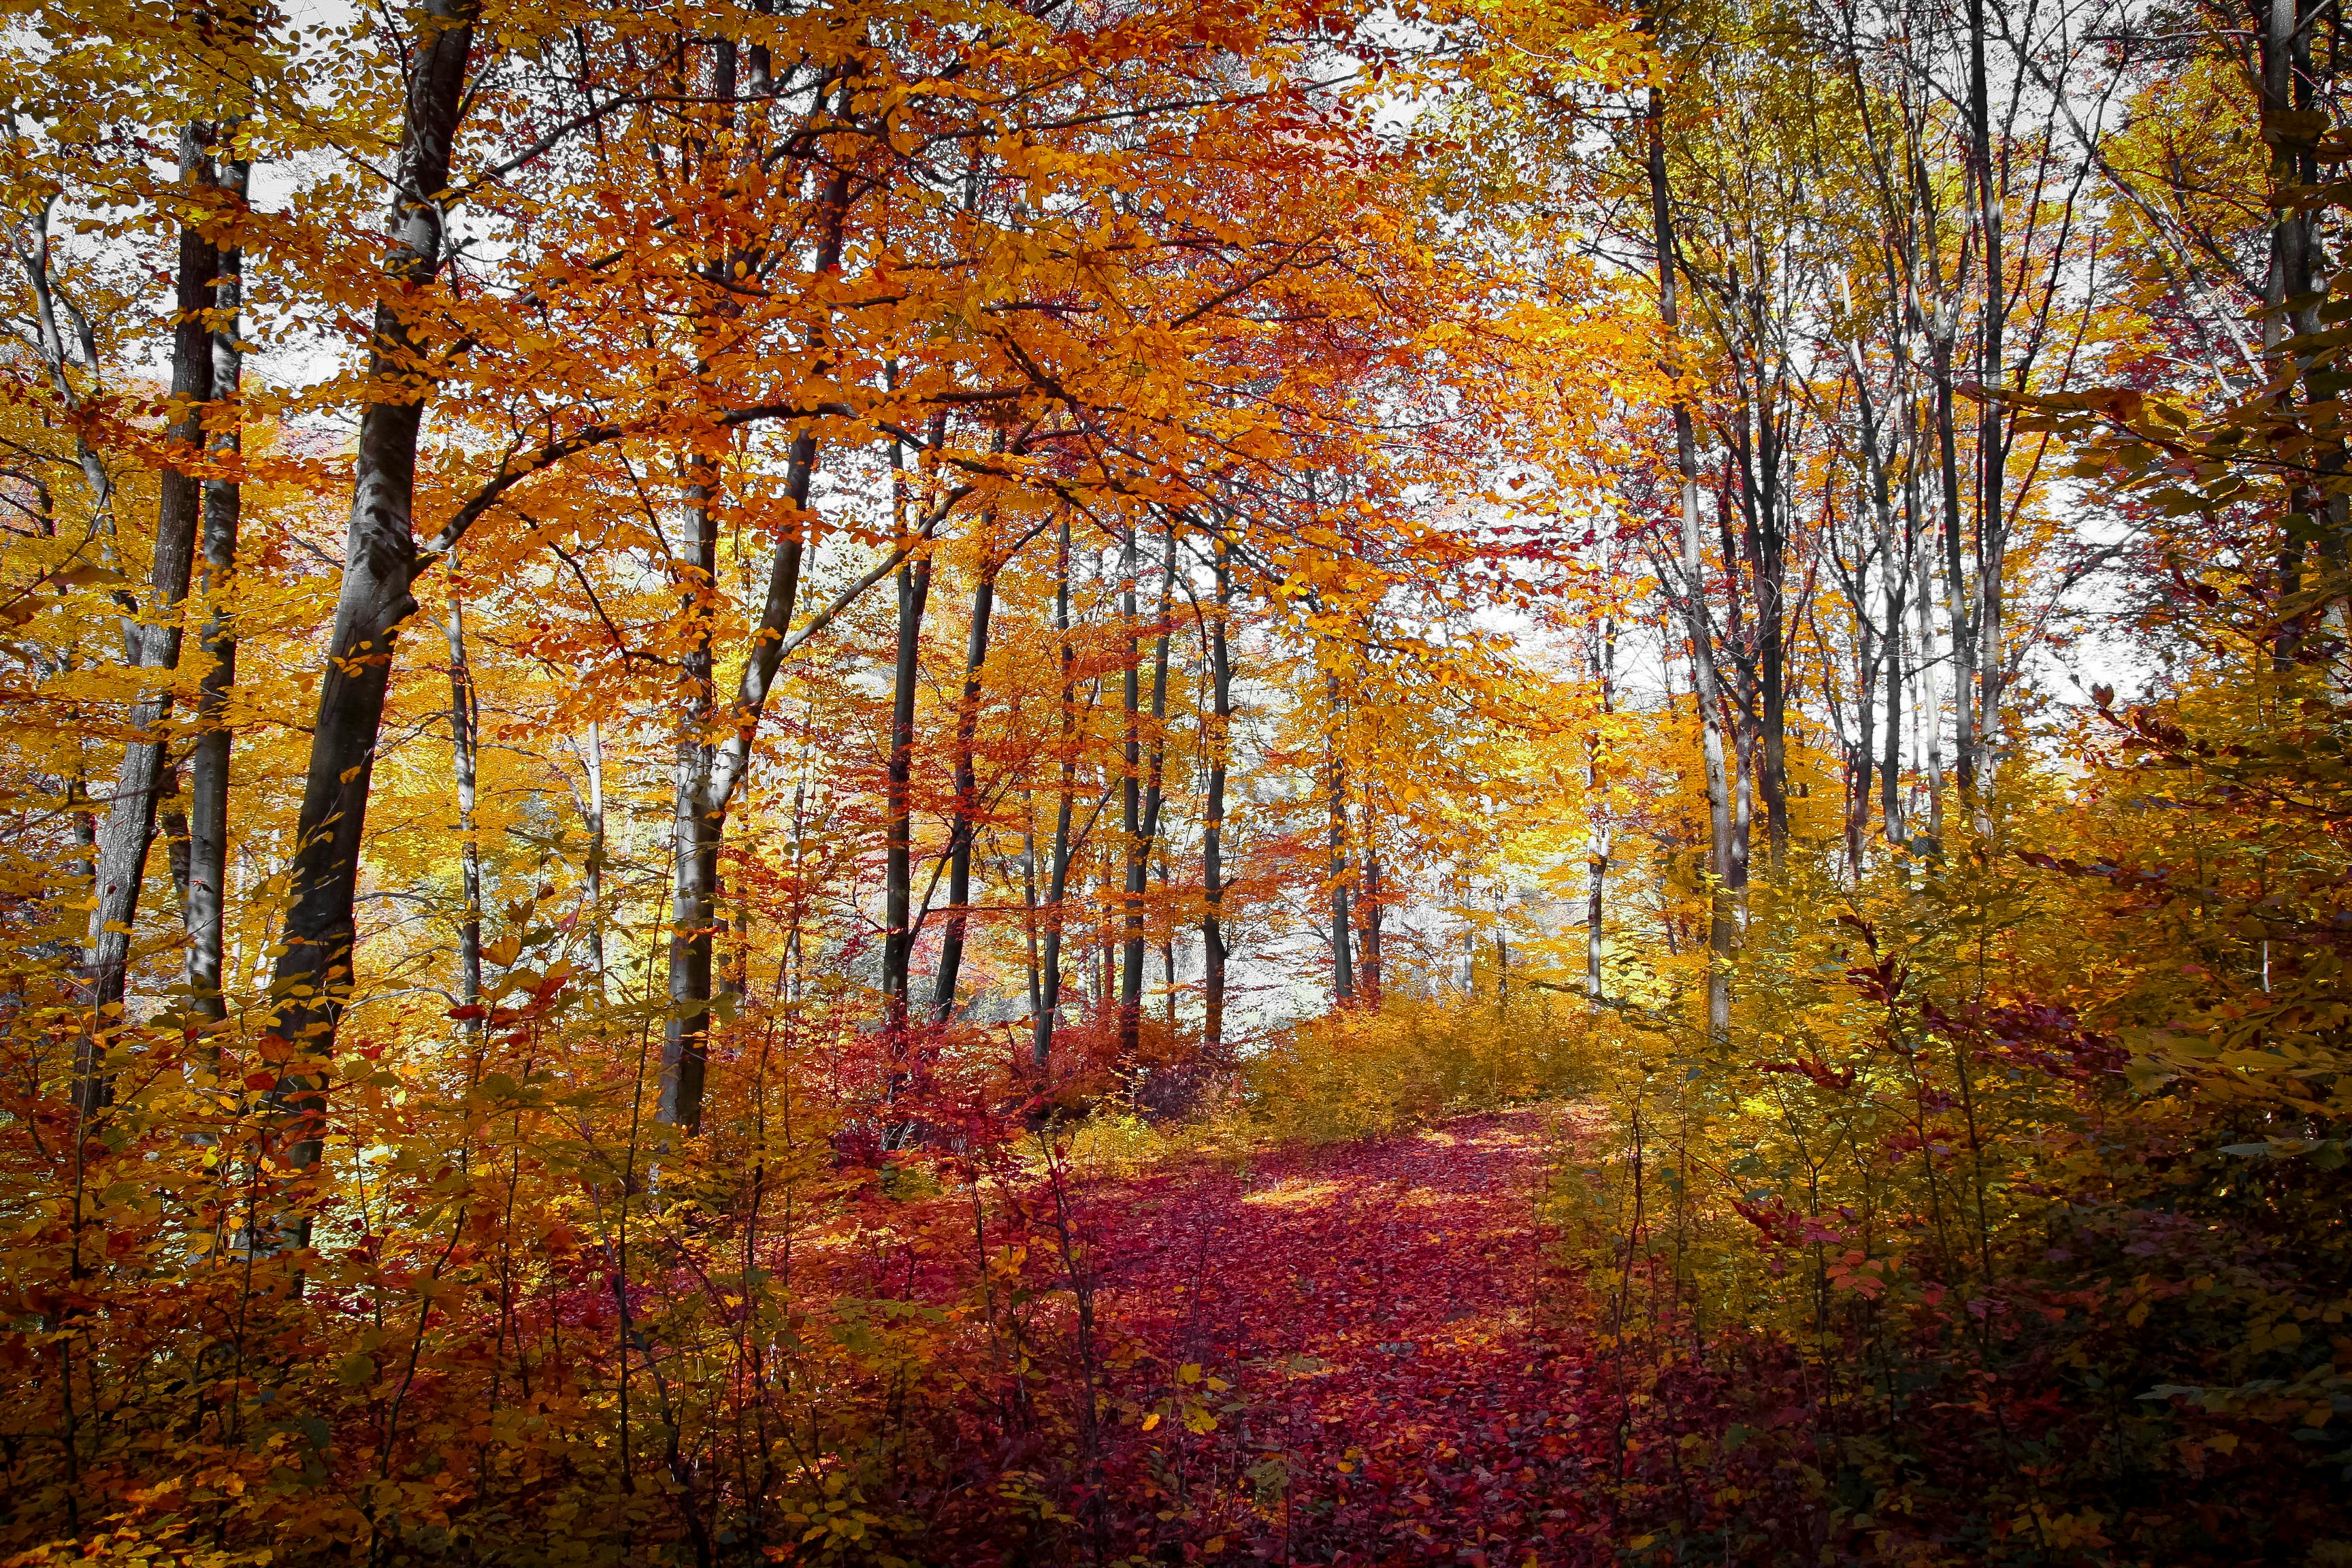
0, 0, 2346, 1560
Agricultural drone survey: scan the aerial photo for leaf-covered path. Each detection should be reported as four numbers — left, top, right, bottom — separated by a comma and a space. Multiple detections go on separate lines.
1084, 1107, 1614, 1565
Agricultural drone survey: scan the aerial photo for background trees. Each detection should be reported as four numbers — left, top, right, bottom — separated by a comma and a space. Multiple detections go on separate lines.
3, 0, 2349, 1558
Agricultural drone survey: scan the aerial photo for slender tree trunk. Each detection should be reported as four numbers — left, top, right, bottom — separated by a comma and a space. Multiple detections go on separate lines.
1201, 536, 1232, 1063
1852, 352, 1908, 870
161, 766, 191, 917
78, 129, 219, 1115
1912, 521, 1946, 842
1160, 858, 1177, 1032
1326, 670, 1354, 1006
660, 466, 722, 1131
1022, 789, 1042, 1030
1115, 527, 1141, 1052
1494, 887, 1509, 1009
2263, 0, 2323, 667
1586, 614, 1614, 1002
720, 896, 748, 1002
1034, 514, 1076, 1073
660, 44, 739, 1135
650, 72, 849, 1133
1848, 617, 1876, 885
1647, 86, 1735, 1040
186, 136, 246, 1026
1360, 848, 1384, 1007
1883, 457, 1909, 845
1732, 709, 1754, 900
881, 552, 932, 1026
1101, 850, 1117, 1019
583, 721, 607, 990
652, 413, 830, 1132
1929, 297, 1978, 804
1740, 380, 1791, 864
445, 587, 483, 1044
265, 0, 480, 1175
1968, 0, 2006, 812
1120, 529, 1174, 1056
932, 552, 996, 1020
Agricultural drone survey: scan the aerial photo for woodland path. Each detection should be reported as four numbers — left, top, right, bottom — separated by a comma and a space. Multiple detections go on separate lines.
1081, 1107, 1617, 1565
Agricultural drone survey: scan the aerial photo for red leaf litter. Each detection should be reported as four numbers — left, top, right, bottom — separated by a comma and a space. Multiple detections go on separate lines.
1072, 1107, 1614, 1566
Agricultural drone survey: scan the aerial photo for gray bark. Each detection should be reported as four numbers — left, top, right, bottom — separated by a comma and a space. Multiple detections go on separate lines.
1647, 86, 1735, 1041
1326, 670, 1353, 1006
444, 587, 483, 1043
880, 552, 932, 1026
1118, 527, 1173, 1054
186, 134, 246, 1025
650, 154, 849, 1131
77, 129, 218, 1115
1201, 536, 1232, 1060
1034, 513, 1076, 1073
265, 0, 480, 1173
931, 553, 996, 1019
1967, 0, 2006, 813
658, 459, 722, 1130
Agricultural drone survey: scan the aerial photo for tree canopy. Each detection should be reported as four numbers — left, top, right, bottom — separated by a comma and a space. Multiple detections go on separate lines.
1, 0, 2347, 1559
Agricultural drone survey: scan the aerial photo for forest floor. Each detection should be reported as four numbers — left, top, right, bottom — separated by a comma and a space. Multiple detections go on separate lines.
1061, 1105, 1622, 1565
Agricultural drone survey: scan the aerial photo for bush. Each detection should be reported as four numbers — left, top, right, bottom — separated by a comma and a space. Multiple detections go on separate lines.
1240, 991, 1595, 1144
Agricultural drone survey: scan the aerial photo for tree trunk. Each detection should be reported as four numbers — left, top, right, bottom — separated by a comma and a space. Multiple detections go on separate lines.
1847, 618, 1876, 885
186, 134, 246, 1026
1586, 612, 1614, 1002
1737, 376, 1791, 864
1912, 515, 1946, 842
652, 416, 832, 1133
265, 0, 480, 1175
1120, 529, 1174, 1056
1326, 670, 1354, 1006
1201, 536, 1232, 1062
1115, 527, 1141, 1050
1022, 789, 1042, 1030
1852, 346, 1907, 869
650, 75, 851, 1134
583, 721, 606, 990
881, 552, 932, 1026
1647, 86, 1735, 1041
1160, 857, 1177, 1032
161, 766, 191, 918
444, 586, 483, 1045
1034, 513, 1076, 1073
932, 552, 996, 1020
2262, 0, 2323, 667
1884, 416, 1911, 847
78, 129, 218, 1116
1968, 0, 2006, 810
659, 464, 721, 1131
1927, 264, 1978, 804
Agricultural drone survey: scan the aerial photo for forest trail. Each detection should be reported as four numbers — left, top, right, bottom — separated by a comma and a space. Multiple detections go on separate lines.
1082, 1107, 1613, 1565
